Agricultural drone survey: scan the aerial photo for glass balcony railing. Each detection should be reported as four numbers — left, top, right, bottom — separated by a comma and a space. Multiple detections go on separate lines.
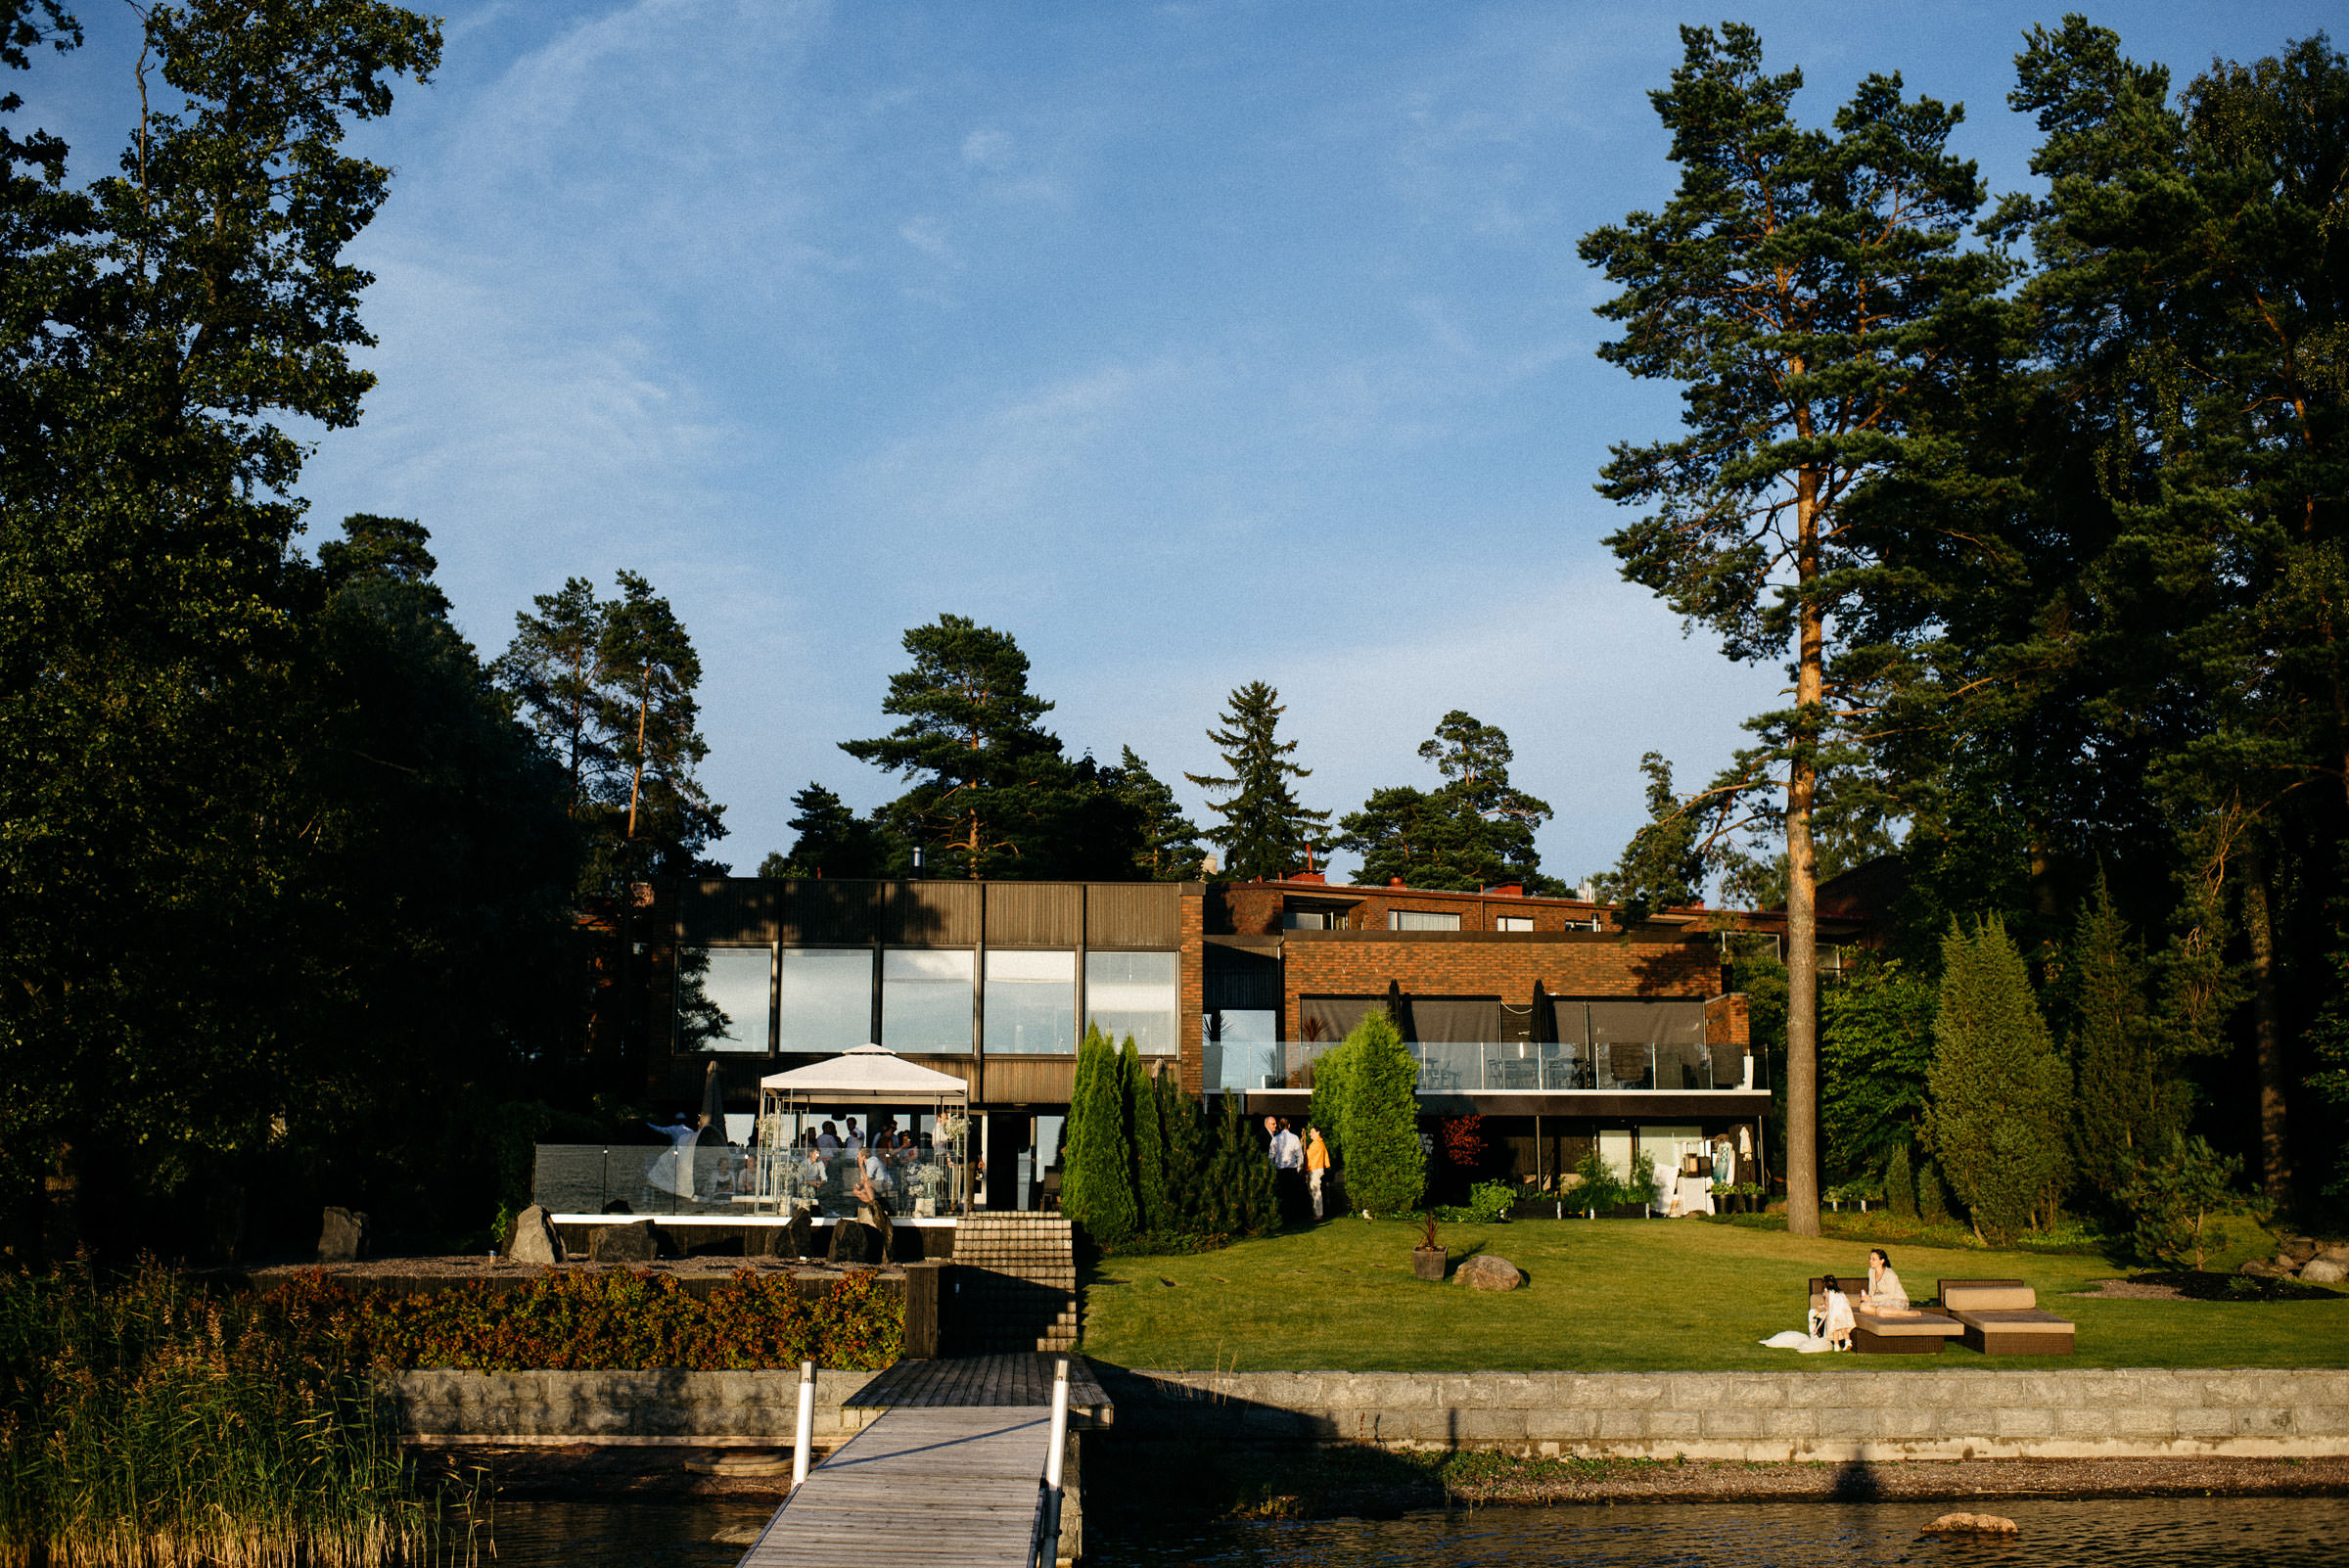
530, 1143, 967, 1219
1205, 1039, 1763, 1095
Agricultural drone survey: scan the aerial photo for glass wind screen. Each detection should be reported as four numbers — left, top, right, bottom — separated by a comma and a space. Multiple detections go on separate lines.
985, 948, 1077, 1054
698, 947, 771, 1052
1085, 950, 1179, 1055
881, 947, 974, 1054
778, 948, 872, 1053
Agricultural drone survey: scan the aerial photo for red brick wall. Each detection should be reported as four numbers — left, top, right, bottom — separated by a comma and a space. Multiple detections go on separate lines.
1216, 880, 1623, 937
1705, 992, 1751, 1049
1178, 890, 1205, 1096
1279, 936, 1720, 1041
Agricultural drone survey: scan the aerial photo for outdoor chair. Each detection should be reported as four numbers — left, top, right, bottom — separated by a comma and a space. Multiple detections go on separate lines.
1937, 1278, 2077, 1356
1808, 1276, 1965, 1354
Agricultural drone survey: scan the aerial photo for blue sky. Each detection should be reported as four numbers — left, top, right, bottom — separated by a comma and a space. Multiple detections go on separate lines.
22, 1, 2340, 881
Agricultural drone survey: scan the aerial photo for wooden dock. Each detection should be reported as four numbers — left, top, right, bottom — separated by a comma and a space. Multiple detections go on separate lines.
737, 1356, 1110, 1568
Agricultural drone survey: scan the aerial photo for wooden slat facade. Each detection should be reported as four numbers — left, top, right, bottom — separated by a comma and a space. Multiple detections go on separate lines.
782, 881, 881, 945
981, 882, 1083, 947
980, 1057, 1078, 1105
1083, 882, 1180, 948
887, 881, 980, 945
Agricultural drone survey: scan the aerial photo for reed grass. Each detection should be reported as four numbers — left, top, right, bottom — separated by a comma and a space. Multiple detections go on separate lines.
0, 1263, 467, 1568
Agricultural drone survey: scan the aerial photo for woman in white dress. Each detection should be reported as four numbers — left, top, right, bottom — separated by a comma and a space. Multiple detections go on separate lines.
1862, 1248, 1909, 1311
1819, 1274, 1857, 1351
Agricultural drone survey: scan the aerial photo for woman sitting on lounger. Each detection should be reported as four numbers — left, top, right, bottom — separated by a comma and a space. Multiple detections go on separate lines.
1861, 1248, 1909, 1311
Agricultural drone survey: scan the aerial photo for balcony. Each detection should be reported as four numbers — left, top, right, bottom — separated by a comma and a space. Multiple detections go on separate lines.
1201, 1037, 1764, 1097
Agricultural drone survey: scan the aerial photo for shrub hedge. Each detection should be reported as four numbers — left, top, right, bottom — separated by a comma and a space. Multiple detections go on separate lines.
263, 1267, 904, 1371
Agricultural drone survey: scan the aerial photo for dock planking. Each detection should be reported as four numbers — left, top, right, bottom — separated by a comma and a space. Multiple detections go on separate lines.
741, 1356, 1107, 1568
738, 1407, 1050, 1568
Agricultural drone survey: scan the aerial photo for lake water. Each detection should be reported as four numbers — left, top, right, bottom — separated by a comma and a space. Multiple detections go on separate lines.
482, 1495, 2349, 1567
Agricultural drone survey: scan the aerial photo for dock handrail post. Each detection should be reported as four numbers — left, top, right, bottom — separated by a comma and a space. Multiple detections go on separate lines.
1034, 1356, 1071, 1567
791, 1359, 815, 1493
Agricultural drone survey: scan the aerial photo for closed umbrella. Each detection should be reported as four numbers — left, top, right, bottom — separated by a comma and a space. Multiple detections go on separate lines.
698, 1058, 728, 1138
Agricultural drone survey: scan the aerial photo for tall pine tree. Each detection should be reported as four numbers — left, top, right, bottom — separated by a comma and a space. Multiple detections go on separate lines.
1579, 23, 1999, 1235
1061, 1026, 1137, 1244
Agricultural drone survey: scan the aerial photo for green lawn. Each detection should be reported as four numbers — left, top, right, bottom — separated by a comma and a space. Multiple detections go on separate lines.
1079, 1216, 2349, 1372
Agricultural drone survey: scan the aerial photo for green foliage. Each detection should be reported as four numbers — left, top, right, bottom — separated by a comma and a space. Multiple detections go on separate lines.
1591, 753, 1704, 923
760, 783, 890, 879
2064, 877, 2190, 1200
1113, 746, 1208, 880
1308, 1035, 1356, 1165
1915, 1159, 1953, 1225
1201, 1092, 1277, 1237
1156, 1072, 1209, 1222
840, 615, 1074, 880
1820, 956, 1936, 1181
1127, 1042, 1170, 1233
1627, 1149, 1660, 1212
1332, 1010, 1425, 1217
1061, 1026, 1138, 1245
1884, 1141, 1917, 1220
1335, 712, 1553, 892
0, 1261, 453, 1565
2117, 1136, 2246, 1271
1185, 681, 1331, 881
1924, 918, 2071, 1243
1569, 1147, 1628, 1216
1434, 1180, 1517, 1224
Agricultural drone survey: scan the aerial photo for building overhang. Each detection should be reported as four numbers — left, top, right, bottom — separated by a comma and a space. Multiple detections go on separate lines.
1242, 1088, 1773, 1118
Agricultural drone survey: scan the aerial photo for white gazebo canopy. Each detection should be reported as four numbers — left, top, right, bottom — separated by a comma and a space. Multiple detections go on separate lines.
758, 1043, 971, 1107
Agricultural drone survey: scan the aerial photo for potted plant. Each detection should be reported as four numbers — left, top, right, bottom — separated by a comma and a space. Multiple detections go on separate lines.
1412, 1212, 1446, 1280
908, 1162, 944, 1218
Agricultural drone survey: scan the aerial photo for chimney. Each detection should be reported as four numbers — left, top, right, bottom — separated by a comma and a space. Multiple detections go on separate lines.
1489, 882, 1524, 899
1288, 870, 1327, 885
1387, 877, 1406, 890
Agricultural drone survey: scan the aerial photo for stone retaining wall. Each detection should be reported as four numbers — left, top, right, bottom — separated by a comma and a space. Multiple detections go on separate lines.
1098, 1368, 2349, 1461
387, 1369, 876, 1448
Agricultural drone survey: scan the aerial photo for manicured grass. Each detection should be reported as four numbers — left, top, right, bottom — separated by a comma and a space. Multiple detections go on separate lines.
1079, 1216, 2349, 1373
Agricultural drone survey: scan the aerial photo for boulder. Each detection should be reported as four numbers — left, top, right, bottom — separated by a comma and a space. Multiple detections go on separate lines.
1453, 1254, 1524, 1291
2301, 1257, 2347, 1285
589, 1219, 660, 1264
2280, 1235, 2321, 1267
789, 1205, 816, 1260
829, 1219, 876, 1266
316, 1206, 369, 1264
2320, 1243, 2349, 1266
1921, 1513, 2017, 1536
2240, 1258, 2288, 1278
506, 1204, 564, 1266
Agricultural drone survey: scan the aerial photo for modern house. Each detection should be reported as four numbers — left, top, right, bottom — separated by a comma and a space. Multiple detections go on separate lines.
657, 874, 1846, 1212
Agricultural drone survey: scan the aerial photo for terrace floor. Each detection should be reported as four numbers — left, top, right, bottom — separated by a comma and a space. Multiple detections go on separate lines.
1078, 1215, 2348, 1374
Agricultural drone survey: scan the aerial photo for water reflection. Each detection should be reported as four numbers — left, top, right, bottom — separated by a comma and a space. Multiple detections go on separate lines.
1086, 1498, 2349, 1567
480, 1500, 774, 1568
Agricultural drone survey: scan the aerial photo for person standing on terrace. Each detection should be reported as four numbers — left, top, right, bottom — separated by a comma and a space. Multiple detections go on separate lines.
1305, 1125, 1331, 1219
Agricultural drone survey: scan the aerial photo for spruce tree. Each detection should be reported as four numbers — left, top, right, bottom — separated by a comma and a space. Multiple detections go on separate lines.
1185, 682, 1331, 880
1923, 917, 2071, 1244
1885, 1140, 1917, 1220
1916, 1159, 1953, 1225
1122, 1037, 1169, 1234
1337, 1009, 1426, 1217
2064, 876, 2187, 1197
1061, 1026, 1137, 1243
1157, 1073, 1208, 1226
1308, 1035, 1357, 1164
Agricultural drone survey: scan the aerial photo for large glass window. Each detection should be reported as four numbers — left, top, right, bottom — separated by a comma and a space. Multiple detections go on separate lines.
882, 948, 974, 1054
778, 948, 872, 1053
985, 948, 1077, 1054
1389, 909, 1461, 931
1084, 950, 1179, 1055
697, 946, 772, 1052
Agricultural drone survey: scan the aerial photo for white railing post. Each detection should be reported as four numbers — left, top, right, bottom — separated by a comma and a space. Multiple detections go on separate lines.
791, 1359, 815, 1493
1035, 1356, 1071, 1567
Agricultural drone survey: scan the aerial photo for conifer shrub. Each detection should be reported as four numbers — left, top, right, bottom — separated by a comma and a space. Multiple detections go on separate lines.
1337, 1008, 1427, 1217
1126, 1038, 1169, 1233
1308, 1034, 1357, 1163
1916, 1159, 1954, 1224
1923, 916, 2071, 1244
1343, 1009, 1428, 1221
1062, 1025, 1139, 1244
1885, 1140, 1917, 1219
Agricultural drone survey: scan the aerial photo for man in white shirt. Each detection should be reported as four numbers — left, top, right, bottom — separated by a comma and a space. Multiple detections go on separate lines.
1268, 1120, 1303, 1171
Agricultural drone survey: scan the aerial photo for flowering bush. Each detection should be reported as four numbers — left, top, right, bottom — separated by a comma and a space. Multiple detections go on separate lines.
260, 1268, 903, 1371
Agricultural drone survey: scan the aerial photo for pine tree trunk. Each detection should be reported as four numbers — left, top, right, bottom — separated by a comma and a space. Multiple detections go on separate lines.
1784, 485, 1823, 1240
2240, 848, 2292, 1208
